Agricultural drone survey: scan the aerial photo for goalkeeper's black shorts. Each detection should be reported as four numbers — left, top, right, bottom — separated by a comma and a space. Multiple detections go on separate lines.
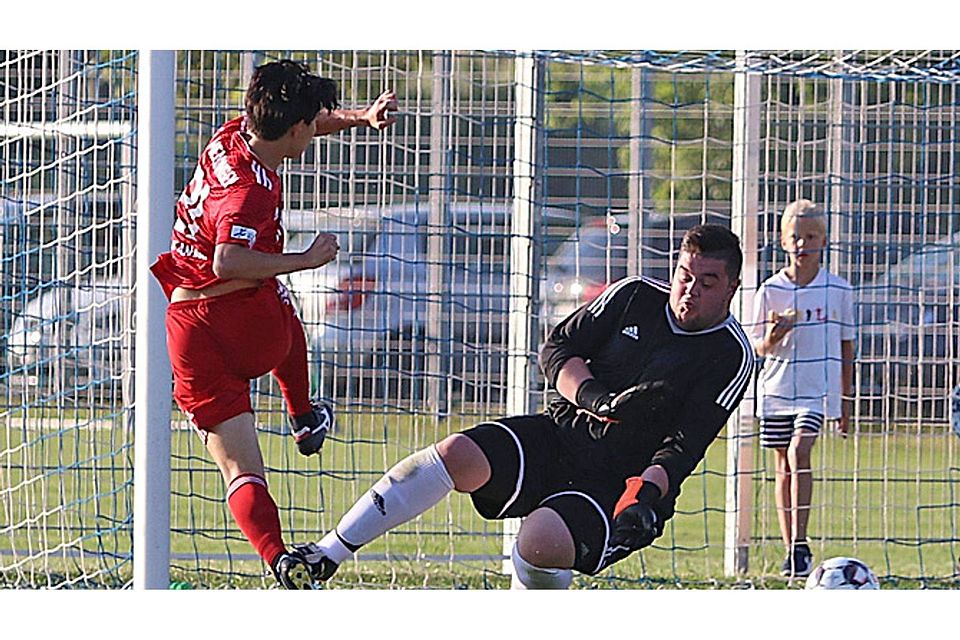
461, 414, 633, 575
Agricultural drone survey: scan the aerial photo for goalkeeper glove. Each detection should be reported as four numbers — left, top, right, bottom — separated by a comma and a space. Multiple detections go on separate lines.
575, 378, 617, 417
609, 477, 662, 553
575, 378, 673, 440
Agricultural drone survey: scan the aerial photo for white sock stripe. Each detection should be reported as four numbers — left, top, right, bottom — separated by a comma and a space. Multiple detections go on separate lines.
473, 421, 526, 519
538, 490, 610, 575
226, 474, 266, 501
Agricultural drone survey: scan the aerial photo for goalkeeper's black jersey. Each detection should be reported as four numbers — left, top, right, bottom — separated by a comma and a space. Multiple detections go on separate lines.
539, 276, 754, 491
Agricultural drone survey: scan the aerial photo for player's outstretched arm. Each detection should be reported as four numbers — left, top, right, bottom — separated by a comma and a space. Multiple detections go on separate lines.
314, 90, 398, 136
213, 234, 339, 280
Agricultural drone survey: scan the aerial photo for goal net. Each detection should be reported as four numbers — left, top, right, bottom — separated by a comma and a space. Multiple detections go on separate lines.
2, 49, 957, 589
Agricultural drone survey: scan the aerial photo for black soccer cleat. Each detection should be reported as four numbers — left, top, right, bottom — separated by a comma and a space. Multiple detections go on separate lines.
272, 551, 317, 590
291, 542, 340, 583
289, 401, 334, 456
780, 542, 813, 578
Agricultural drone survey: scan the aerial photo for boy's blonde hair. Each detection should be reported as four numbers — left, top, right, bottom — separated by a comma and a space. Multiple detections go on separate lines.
781, 199, 827, 239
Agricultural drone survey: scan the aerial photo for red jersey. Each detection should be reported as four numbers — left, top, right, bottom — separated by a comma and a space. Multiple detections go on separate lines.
150, 116, 284, 299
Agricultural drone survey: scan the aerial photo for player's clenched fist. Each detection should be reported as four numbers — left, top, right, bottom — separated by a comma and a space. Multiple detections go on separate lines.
302, 233, 340, 269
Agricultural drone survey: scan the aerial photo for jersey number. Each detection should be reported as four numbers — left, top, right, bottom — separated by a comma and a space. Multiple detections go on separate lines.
175, 165, 211, 239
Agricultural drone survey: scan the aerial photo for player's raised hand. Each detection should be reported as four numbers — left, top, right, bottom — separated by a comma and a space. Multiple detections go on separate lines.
302, 233, 339, 269
365, 90, 399, 131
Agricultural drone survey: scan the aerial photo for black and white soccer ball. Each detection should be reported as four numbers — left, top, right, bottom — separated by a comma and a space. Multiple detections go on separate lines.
804, 556, 880, 590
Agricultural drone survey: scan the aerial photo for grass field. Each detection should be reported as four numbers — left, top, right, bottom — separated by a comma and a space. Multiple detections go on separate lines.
2, 404, 959, 589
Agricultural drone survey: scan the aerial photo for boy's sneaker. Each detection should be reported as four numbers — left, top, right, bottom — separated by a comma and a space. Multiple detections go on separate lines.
291, 542, 340, 583
780, 542, 813, 577
271, 551, 316, 589
289, 401, 334, 456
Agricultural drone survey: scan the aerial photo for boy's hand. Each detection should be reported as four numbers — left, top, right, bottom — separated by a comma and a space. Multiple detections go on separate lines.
765, 308, 797, 347
836, 397, 851, 438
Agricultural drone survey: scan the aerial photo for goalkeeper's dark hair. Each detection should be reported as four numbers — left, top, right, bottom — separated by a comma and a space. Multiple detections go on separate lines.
680, 224, 743, 281
245, 59, 339, 141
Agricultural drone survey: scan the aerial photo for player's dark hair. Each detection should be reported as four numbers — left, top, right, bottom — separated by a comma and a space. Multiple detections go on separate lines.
680, 224, 743, 281
245, 60, 339, 141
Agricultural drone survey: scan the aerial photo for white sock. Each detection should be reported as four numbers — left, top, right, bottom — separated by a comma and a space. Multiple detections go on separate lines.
510, 543, 573, 590
317, 444, 455, 565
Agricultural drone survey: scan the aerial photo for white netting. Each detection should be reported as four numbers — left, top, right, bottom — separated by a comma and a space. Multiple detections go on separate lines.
2, 49, 957, 589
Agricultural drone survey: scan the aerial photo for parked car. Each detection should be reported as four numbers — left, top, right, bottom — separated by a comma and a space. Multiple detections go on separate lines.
857, 232, 959, 420
4, 279, 129, 396
282, 204, 515, 403
542, 215, 630, 328
542, 211, 703, 329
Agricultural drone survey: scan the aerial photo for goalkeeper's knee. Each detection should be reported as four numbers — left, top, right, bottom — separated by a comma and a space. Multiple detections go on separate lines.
509, 543, 572, 590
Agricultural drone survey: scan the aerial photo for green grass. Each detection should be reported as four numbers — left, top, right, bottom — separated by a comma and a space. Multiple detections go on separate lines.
3, 404, 959, 589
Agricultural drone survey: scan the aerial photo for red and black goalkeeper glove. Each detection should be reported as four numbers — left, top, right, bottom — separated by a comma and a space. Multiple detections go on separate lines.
575, 378, 674, 440
608, 477, 662, 556
575, 378, 621, 440
575, 378, 617, 416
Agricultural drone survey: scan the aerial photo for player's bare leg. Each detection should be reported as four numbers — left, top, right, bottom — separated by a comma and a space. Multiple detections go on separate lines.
205, 413, 310, 587
205, 413, 266, 484
788, 430, 816, 544
787, 430, 817, 540
435, 433, 491, 491
773, 448, 793, 548
784, 429, 816, 576
510, 507, 575, 589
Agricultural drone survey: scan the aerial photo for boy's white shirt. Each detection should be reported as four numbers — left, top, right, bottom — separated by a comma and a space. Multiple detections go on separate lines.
749, 267, 855, 418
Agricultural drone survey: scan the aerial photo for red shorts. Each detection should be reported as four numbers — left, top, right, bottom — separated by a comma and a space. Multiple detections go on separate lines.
165, 281, 301, 432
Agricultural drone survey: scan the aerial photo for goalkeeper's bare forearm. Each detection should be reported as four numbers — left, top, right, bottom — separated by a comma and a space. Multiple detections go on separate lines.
554, 357, 596, 404
638, 464, 669, 499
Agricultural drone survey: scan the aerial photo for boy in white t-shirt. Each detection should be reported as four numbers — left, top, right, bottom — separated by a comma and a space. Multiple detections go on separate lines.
750, 199, 855, 577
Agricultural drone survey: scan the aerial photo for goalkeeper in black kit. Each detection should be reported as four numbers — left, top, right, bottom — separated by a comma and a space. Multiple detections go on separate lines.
287, 224, 755, 588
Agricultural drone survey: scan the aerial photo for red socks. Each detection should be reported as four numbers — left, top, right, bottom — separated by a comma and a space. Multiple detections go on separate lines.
226, 474, 286, 566
271, 317, 313, 417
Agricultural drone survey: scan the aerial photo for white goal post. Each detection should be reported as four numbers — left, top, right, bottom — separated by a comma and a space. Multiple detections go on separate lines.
132, 49, 175, 590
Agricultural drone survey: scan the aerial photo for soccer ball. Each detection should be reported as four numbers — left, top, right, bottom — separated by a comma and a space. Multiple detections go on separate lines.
804, 556, 880, 590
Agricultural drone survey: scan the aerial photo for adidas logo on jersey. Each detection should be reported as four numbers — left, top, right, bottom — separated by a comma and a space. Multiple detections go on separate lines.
621, 325, 639, 340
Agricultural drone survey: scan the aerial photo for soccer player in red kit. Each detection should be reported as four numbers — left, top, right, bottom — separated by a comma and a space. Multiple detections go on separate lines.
150, 59, 397, 588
